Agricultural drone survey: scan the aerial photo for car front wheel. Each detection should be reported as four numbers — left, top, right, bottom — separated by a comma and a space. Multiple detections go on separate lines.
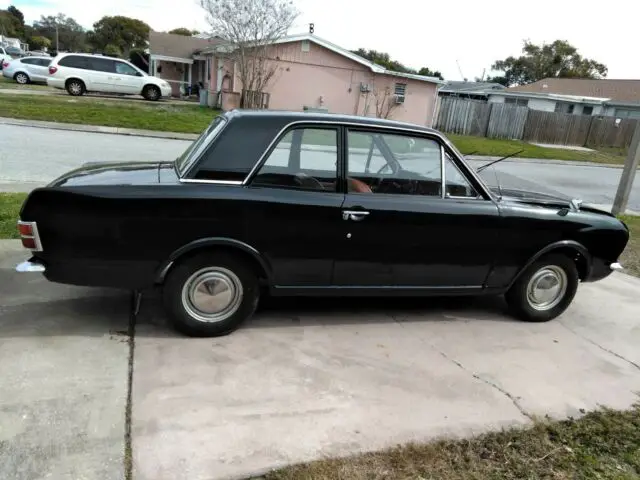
505, 253, 579, 322
163, 252, 260, 337
142, 85, 161, 101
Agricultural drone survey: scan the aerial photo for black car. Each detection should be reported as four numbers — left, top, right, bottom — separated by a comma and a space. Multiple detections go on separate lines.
16, 110, 629, 337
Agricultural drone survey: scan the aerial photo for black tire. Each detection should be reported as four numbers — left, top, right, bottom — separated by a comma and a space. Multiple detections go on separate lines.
14, 72, 29, 84
505, 253, 579, 322
66, 79, 85, 96
142, 85, 161, 101
163, 252, 260, 337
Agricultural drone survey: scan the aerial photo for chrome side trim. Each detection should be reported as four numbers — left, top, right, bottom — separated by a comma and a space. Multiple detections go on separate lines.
16, 260, 46, 273
610, 262, 624, 271
239, 119, 494, 200
179, 179, 243, 185
439, 144, 446, 199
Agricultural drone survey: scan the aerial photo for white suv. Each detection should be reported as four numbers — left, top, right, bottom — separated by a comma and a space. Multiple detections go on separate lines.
47, 53, 172, 101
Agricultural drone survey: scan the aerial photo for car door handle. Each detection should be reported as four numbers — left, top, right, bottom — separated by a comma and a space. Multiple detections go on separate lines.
342, 210, 370, 221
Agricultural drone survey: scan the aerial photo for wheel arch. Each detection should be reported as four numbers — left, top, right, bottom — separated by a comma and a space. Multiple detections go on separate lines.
14, 70, 30, 81
155, 238, 272, 284
508, 240, 591, 289
65, 77, 86, 89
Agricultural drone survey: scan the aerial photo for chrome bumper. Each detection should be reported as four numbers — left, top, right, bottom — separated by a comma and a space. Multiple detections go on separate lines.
16, 260, 46, 273
610, 262, 624, 272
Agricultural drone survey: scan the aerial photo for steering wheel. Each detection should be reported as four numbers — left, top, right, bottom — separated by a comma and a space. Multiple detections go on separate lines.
293, 172, 325, 190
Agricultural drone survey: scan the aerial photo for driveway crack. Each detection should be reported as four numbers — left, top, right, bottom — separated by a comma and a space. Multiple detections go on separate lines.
559, 321, 640, 373
390, 314, 533, 421
124, 290, 141, 480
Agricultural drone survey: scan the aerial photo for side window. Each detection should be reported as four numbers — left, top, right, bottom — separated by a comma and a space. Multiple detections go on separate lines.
115, 61, 138, 76
444, 151, 479, 198
59, 55, 88, 69
347, 130, 442, 197
37, 58, 51, 67
20, 58, 35, 65
251, 127, 338, 192
89, 57, 115, 73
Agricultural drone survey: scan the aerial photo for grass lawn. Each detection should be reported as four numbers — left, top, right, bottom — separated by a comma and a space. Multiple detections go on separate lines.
449, 134, 627, 165
0, 193, 27, 239
0, 92, 217, 134
620, 215, 640, 277
265, 405, 640, 480
0, 75, 50, 90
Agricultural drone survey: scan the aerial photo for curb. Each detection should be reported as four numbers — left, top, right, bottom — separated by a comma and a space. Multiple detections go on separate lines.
0, 117, 199, 141
465, 156, 624, 169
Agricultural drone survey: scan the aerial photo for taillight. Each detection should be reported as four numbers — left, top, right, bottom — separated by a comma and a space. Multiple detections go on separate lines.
2, 61, 8, 68
17, 221, 43, 252
48, 66, 57, 74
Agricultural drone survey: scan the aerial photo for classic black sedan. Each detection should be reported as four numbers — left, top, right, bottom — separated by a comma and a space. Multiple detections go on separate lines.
16, 110, 629, 337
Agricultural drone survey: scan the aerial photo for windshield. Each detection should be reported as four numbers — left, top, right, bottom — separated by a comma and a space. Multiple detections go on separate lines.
175, 116, 227, 177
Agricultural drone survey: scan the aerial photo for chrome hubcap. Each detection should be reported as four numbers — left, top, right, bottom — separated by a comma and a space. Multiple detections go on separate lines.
70, 83, 81, 94
16, 74, 27, 84
526, 265, 567, 311
181, 267, 243, 323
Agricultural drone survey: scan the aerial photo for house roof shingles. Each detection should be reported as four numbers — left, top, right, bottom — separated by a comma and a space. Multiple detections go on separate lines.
508, 78, 640, 104
149, 31, 222, 60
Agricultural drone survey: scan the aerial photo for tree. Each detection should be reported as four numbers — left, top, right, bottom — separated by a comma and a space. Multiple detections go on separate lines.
373, 85, 399, 119
6, 6, 25, 36
418, 66, 443, 80
352, 48, 443, 79
89, 16, 150, 57
491, 40, 607, 87
200, 0, 299, 108
29, 35, 51, 50
32, 14, 86, 51
0, 9, 22, 37
168, 27, 199, 36
103, 44, 122, 57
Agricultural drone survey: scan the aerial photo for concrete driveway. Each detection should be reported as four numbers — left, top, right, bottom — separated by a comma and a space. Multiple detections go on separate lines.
2, 240, 640, 480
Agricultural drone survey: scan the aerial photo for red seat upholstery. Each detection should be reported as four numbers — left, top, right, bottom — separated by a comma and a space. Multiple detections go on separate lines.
348, 178, 373, 193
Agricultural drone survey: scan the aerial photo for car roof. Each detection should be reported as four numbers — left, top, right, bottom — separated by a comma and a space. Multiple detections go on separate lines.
223, 109, 438, 133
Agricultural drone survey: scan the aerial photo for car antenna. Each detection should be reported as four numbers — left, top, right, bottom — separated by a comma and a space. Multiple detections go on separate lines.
476, 149, 524, 173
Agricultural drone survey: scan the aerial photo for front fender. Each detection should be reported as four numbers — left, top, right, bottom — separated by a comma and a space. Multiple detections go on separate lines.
507, 240, 592, 289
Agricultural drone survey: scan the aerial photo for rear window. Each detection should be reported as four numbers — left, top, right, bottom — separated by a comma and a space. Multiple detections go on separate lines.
58, 55, 90, 69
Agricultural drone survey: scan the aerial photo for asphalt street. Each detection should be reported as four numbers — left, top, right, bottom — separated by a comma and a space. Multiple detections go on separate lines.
1, 123, 639, 211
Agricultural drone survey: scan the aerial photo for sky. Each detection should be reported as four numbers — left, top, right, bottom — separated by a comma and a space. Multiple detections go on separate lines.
3, 0, 639, 81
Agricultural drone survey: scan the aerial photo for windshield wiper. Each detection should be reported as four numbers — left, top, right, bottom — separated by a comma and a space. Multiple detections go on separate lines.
476, 149, 525, 173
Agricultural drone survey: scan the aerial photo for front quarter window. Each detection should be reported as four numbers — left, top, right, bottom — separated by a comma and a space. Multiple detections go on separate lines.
175, 116, 227, 177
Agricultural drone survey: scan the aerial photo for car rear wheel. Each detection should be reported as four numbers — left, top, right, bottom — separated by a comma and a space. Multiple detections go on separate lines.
14, 72, 29, 84
505, 253, 579, 322
66, 79, 85, 96
163, 252, 260, 337
142, 85, 161, 101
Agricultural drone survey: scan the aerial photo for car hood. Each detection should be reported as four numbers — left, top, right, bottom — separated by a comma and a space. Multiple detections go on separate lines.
494, 186, 612, 215
48, 161, 178, 187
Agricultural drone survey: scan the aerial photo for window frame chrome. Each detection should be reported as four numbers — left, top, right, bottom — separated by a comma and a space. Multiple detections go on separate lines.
180, 117, 494, 200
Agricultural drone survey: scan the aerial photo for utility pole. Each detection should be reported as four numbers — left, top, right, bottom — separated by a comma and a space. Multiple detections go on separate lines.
612, 121, 640, 215
55, 24, 59, 52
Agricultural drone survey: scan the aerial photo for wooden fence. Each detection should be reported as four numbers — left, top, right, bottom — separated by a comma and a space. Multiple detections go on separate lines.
435, 96, 638, 149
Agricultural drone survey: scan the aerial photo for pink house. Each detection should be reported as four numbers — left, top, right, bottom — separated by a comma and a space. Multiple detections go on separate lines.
201, 34, 444, 127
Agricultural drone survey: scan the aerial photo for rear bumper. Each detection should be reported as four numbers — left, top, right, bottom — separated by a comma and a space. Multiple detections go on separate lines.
46, 77, 65, 89
583, 258, 624, 282
16, 259, 46, 273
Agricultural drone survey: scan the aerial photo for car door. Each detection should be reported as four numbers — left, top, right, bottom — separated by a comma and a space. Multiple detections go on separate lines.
113, 60, 144, 94
243, 125, 345, 288
30, 58, 51, 82
334, 128, 502, 289
85, 57, 117, 92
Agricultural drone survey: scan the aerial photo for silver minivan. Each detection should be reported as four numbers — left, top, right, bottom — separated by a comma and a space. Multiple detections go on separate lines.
2, 56, 52, 84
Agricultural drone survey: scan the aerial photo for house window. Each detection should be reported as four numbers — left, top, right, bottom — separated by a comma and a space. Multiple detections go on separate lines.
301, 40, 310, 52
504, 97, 528, 107
582, 106, 594, 116
394, 83, 407, 96
554, 102, 575, 114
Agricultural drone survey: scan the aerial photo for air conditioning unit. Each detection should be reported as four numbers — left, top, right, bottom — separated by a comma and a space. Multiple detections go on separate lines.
394, 94, 405, 104
360, 82, 371, 93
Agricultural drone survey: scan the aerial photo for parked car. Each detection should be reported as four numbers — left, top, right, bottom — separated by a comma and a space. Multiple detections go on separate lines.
2, 56, 52, 84
46, 52, 172, 100
15, 110, 630, 337
0, 46, 12, 69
